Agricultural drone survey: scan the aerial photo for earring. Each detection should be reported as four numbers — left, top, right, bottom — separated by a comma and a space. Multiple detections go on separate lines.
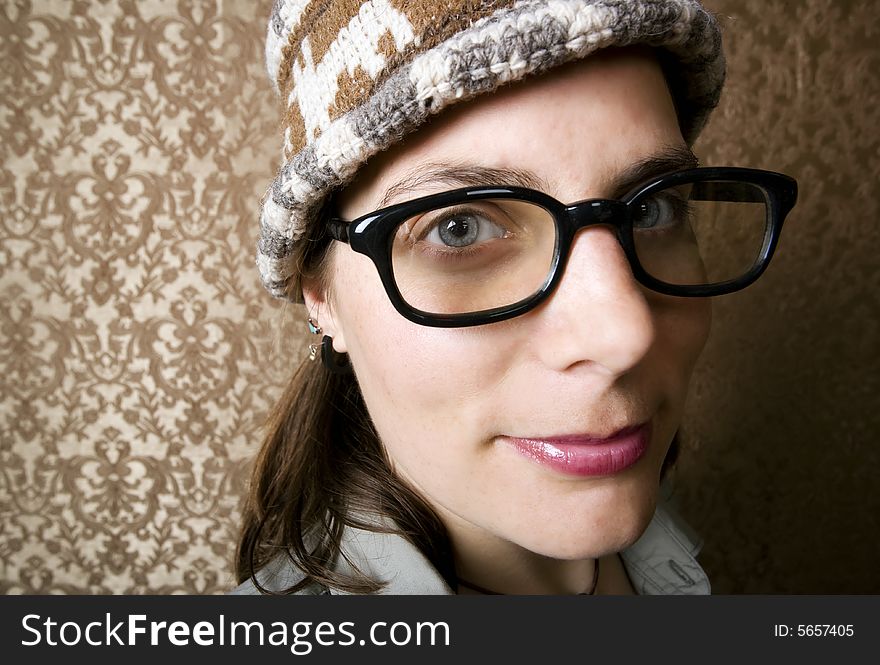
321, 335, 352, 375
307, 316, 322, 361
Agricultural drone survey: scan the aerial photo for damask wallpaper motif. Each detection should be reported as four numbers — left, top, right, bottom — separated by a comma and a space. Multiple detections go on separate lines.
0, 0, 293, 593
1, 1, 877, 593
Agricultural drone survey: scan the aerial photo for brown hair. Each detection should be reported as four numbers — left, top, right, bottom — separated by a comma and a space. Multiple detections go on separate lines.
235, 227, 456, 593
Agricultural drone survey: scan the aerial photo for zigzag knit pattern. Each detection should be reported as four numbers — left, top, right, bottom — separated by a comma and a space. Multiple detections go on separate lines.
257, 0, 725, 300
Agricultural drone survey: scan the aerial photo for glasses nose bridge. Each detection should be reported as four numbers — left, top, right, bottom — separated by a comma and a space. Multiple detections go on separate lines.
562, 198, 626, 234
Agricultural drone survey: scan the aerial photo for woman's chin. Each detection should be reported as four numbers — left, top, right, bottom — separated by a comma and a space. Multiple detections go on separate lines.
505, 499, 659, 561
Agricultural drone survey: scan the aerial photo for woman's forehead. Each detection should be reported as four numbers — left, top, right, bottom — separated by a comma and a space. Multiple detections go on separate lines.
338, 50, 685, 213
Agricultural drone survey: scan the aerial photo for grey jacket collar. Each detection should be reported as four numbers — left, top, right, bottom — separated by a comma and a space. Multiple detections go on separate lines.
233, 500, 710, 595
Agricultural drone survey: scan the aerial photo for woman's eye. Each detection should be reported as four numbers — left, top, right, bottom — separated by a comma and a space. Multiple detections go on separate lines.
424, 212, 507, 248
633, 194, 687, 230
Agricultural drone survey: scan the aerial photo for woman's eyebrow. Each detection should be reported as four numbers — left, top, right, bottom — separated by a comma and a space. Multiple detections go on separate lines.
379, 164, 550, 207
378, 145, 698, 207
606, 145, 700, 198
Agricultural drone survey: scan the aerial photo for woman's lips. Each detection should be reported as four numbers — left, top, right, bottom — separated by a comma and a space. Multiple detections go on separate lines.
501, 422, 652, 477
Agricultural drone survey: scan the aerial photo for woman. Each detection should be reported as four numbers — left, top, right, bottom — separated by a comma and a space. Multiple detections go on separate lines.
235, 0, 797, 595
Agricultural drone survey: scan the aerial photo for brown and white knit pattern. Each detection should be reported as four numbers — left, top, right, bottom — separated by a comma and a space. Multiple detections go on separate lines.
258, 0, 725, 299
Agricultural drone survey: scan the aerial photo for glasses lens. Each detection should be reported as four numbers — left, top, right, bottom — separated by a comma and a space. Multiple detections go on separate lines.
632, 180, 770, 287
390, 198, 556, 315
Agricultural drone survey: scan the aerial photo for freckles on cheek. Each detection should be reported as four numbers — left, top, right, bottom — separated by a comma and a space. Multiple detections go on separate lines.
334, 258, 518, 454
351, 319, 509, 448
362, 326, 490, 419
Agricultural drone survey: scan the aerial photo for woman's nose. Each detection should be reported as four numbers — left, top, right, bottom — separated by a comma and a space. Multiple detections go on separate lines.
532, 226, 656, 376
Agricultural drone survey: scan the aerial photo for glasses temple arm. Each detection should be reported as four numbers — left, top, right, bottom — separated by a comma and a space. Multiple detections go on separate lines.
326, 218, 350, 243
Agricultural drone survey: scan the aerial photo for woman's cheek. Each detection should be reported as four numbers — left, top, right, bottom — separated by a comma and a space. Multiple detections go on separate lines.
651, 294, 711, 381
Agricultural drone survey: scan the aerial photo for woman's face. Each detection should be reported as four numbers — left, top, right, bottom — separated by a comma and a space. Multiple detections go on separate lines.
306, 50, 711, 570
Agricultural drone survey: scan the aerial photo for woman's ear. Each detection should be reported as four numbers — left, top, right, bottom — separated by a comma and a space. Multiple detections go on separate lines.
301, 278, 347, 354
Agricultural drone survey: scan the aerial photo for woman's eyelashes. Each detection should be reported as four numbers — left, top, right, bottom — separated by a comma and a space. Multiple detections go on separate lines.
422, 210, 509, 248
632, 190, 692, 232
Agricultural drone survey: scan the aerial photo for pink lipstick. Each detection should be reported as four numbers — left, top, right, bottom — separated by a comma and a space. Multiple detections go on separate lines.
502, 422, 651, 477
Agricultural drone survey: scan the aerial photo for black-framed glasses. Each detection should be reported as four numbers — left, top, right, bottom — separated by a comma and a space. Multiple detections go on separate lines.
326, 167, 798, 328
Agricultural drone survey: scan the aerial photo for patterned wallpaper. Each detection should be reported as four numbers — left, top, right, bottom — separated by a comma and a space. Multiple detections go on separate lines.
0, 0, 293, 594
1, 1, 877, 594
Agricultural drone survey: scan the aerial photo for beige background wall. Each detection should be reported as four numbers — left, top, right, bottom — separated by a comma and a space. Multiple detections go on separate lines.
1, 1, 877, 594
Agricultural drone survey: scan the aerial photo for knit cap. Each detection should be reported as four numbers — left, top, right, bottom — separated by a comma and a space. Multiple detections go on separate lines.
258, 0, 726, 300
